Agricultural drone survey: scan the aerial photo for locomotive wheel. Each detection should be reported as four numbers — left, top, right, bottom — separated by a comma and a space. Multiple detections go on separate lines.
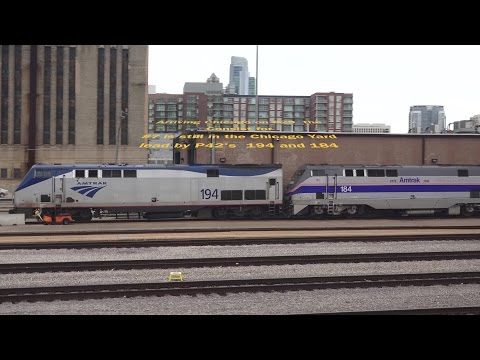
312, 206, 324, 216
213, 207, 228, 219
461, 204, 475, 217
346, 206, 358, 215
249, 206, 263, 219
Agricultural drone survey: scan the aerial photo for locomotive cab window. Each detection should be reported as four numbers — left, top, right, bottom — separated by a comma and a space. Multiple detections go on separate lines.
88, 170, 98, 178
103, 170, 122, 178
207, 169, 219, 177
245, 190, 266, 200
75, 170, 85, 178
35, 170, 52, 178
124, 170, 137, 178
458, 169, 469, 177
367, 169, 385, 177
311, 170, 325, 176
221, 190, 243, 200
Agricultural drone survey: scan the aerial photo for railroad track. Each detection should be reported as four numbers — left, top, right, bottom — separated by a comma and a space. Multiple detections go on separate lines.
4, 219, 480, 235
1, 233, 480, 250
312, 307, 480, 315
15, 212, 480, 224
2, 271, 480, 304
2, 250, 480, 274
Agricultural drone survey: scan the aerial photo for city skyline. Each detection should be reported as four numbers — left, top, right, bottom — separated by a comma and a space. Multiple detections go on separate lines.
148, 45, 480, 134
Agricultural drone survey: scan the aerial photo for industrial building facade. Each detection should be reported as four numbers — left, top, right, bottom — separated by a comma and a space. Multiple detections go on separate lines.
0, 45, 148, 191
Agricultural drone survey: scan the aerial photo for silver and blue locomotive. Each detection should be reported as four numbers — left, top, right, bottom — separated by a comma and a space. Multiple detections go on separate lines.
12, 163, 283, 221
286, 164, 480, 217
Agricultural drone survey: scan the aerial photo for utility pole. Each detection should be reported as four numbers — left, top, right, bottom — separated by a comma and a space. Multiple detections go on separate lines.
115, 109, 128, 164
255, 45, 259, 127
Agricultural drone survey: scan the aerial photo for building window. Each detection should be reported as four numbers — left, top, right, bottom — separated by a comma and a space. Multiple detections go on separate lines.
13, 45, 22, 144
68, 47, 76, 144
13, 168, 21, 178
0, 168, 7, 178
43, 46, 51, 144
1, 45, 9, 144
120, 48, 129, 145
56, 46, 64, 144
97, 47, 105, 144
109, 47, 117, 145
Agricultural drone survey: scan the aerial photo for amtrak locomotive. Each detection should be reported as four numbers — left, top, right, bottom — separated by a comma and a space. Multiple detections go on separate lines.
286, 164, 480, 217
12, 163, 283, 221
11, 163, 480, 221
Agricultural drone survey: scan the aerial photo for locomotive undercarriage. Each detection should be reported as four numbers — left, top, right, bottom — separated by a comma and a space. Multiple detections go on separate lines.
304, 203, 480, 218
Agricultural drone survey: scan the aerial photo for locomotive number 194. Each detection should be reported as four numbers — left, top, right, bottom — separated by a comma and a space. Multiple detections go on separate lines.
200, 189, 218, 199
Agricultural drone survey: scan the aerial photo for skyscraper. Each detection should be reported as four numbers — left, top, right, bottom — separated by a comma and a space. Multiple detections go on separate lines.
248, 77, 256, 96
409, 105, 446, 133
228, 56, 251, 95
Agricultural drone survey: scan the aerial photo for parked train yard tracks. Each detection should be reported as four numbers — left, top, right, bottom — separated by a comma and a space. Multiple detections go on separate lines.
2, 251, 480, 274
2, 225, 480, 252
1, 232, 480, 250
2, 224, 480, 314
2, 272, 480, 306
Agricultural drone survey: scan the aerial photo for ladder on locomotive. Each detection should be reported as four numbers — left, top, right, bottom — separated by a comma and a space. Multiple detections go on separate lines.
326, 174, 337, 215
268, 201, 276, 215
327, 200, 335, 215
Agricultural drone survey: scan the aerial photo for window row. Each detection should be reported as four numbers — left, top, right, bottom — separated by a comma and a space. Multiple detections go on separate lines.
310, 169, 472, 178
220, 190, 266, 200
1, 168, 22, 178
34, 169, 138, 178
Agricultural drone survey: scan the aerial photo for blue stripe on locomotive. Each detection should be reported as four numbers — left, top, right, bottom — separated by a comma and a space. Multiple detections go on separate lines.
15, 167, 72, 192
288, 184, 480, 195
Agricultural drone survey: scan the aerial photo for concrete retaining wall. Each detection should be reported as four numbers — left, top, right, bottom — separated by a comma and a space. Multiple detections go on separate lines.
0, 214, 25, 226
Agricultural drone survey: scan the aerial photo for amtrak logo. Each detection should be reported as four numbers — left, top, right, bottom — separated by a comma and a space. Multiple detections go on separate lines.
71, 185, 106, 198
399, 177, 421, 183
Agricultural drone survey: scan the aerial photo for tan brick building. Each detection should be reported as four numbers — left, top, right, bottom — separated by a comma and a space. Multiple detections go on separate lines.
0, 45, 148, 191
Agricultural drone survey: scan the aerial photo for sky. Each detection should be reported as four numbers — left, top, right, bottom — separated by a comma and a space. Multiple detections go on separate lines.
148, 45, 480, 134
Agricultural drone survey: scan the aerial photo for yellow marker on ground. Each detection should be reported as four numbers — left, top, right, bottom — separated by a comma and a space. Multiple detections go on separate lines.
168, 272, 183, 281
